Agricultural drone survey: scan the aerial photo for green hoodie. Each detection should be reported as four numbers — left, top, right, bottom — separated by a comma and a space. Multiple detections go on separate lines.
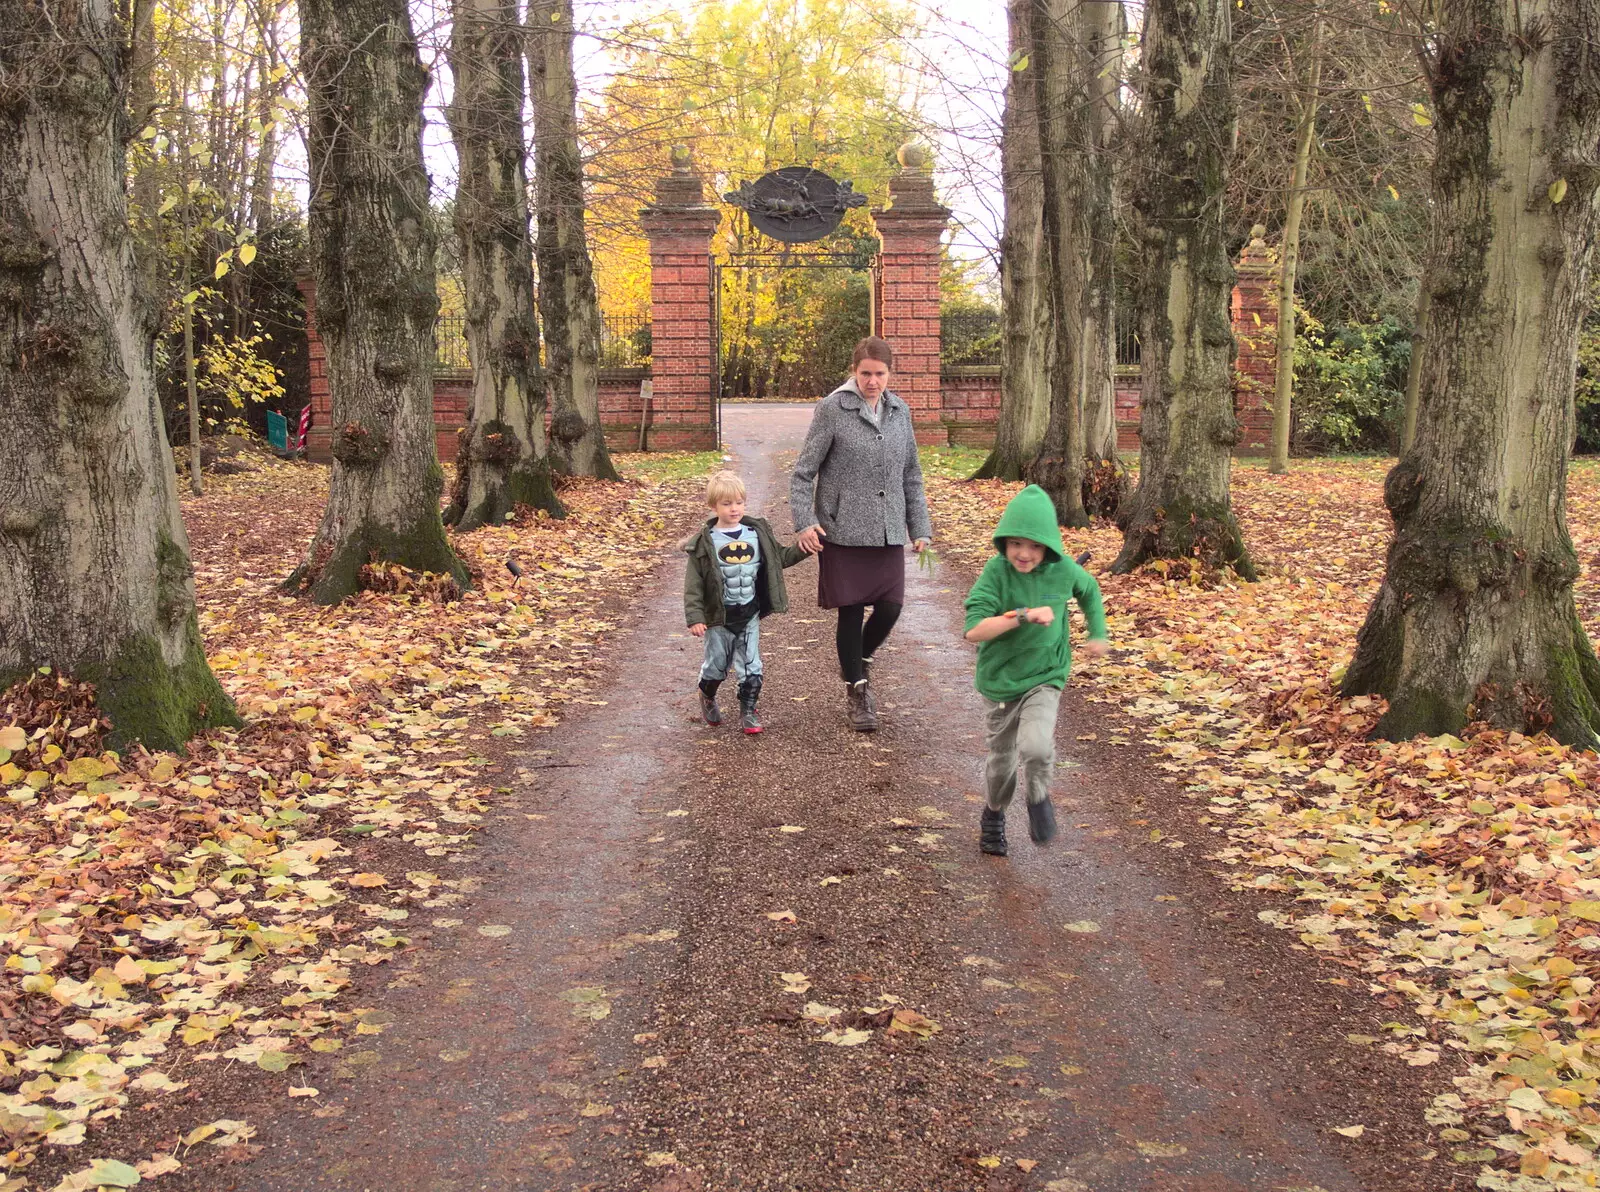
963, 485, 1108, 703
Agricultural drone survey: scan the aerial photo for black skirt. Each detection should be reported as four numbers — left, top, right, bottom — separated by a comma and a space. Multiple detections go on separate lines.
817, 544, 906, 609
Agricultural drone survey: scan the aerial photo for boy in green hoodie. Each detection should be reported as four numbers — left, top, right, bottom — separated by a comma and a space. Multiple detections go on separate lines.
963, 485, 1109, 856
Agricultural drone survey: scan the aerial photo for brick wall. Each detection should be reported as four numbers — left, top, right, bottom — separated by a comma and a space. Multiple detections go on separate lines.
939, 365, 1143, 453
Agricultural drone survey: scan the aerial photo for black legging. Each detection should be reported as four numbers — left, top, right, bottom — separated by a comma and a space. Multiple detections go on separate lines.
836, 601, 903, 685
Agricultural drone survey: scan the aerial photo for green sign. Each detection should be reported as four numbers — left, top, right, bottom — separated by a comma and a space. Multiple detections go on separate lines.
266, 410, 288, 452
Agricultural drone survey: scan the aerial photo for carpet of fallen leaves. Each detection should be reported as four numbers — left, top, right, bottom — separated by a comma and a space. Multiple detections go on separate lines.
924, 457, 1600, 1192
0, 449, 713, 1191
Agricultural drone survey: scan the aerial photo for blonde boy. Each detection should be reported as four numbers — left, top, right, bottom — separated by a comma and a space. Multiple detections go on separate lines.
682, 472, 807, 733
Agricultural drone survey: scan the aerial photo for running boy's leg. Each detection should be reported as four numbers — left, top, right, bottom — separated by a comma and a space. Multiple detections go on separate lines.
983, 696, 1022, 811
1014, 686, 1062, 805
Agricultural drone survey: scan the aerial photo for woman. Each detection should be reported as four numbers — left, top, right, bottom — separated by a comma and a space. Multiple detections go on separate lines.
791, 336, 933, 732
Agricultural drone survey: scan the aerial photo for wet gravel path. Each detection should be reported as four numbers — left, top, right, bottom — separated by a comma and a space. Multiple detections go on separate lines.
174, 405, 1467, 1191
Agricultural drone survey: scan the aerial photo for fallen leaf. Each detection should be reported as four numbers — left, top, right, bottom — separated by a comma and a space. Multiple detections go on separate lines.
1063, 921, 1102, 934
1333, 1125, 1365, 1138
766, 910, 797, 922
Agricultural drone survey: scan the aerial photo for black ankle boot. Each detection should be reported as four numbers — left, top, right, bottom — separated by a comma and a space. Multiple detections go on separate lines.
738, 676, 763, 734
980, 807, 1008, 856
1027, 798, 1058, 844
698, 678, 722, 726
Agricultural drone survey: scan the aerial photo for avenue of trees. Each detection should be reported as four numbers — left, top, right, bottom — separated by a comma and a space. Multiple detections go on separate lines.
4, 0, 1600, 753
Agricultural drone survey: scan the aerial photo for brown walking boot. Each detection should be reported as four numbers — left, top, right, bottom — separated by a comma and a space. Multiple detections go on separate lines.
845, 680, 878, 732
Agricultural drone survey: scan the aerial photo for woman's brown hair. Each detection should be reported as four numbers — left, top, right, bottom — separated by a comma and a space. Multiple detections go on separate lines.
850, 336, 894, 369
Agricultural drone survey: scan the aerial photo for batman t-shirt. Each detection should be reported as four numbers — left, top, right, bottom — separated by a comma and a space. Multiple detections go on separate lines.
712, 525, 760, 620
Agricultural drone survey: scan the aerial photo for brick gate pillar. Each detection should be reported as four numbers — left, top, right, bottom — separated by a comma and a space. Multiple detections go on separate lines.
871, 144, 951, 445
295, 273, 333, 462
639, 147, 722, 451
1231, 224, 1277, 453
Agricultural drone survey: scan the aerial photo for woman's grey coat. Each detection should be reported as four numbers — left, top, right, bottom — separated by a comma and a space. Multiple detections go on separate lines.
790, 381, 934, 547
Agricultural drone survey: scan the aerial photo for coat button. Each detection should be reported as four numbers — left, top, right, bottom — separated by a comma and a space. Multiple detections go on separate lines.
878, 490, 886, 497
877, 434, 884, 440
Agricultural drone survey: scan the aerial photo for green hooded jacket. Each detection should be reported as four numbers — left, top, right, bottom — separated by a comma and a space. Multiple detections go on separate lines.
963, 484, 1108, 703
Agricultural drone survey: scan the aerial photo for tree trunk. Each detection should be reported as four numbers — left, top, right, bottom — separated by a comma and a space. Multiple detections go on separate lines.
445, 0, 562, 532
1082, 0, 1124, 464
1025, 0, 1091, 528
1112, 0, 1255, 578
288, 0, 468, 603
528, 0, 620, 480
1342, 0, 1600, 748
975, 0, 1053, 482
1268, 20, 1323, 475
1399, 283, 1428, 453
0, 0, 238, 749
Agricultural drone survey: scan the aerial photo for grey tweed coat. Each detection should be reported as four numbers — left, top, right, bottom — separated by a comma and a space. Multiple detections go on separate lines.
789, 379, 934, 547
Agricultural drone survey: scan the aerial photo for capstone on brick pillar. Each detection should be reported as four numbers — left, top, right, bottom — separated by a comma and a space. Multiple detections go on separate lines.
871, 143, 951, 446
638, 145, 721, 452
1231, 223, 1277, 453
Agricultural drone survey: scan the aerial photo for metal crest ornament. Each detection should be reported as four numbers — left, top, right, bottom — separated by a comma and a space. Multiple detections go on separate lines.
723, 166, 868, 244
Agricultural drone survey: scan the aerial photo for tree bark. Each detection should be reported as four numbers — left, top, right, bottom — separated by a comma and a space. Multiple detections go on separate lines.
0, 0, 238, 750
1399, 283, 1428, 453
1342, 0, 1600, 748
1112, 0, 1255, 578
446, 0, 562, 532
1268, 20, 1323, 475
1025, 0, 1092, 528
1082, 0, 1124, 464
976, 0, 1053, 482
288, 0, 468, 603
528, 0, 619, 480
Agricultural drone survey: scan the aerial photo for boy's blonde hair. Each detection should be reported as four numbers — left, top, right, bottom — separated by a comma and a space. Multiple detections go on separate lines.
705, 470, 746, 507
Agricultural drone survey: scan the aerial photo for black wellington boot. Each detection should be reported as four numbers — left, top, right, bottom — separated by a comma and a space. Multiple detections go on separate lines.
980, 807, 1008, 856
1027, 797, 1058, 844
698, 678, 722, 726
738, 676, 764, 735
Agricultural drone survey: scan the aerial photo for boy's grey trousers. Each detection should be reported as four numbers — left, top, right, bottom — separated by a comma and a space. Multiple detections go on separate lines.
982, 684, 1062, 810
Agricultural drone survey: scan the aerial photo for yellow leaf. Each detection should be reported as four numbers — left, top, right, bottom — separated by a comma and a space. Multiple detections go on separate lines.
215, 259, 230, 280
350, 873, 387, 887
0, 726, 25, 751
1550, 178, 1569, 204
1333, 1124, 1365, 1138
239, 243, 257, 265
975, 1156, 1002, 1169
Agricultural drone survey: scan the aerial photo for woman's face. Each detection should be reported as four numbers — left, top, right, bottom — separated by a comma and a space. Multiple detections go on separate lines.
854, 358, 890, 401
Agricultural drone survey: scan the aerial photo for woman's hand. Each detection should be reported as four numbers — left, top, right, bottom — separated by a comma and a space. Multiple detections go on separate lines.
1083, 638, 1109, 657
690, 623, 707, 638
797, 526, 827, 555
1025, 606, 1055, 626
912, 537, 930, 553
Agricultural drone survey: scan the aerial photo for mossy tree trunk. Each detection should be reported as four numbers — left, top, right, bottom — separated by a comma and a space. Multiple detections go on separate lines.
1112, 0, 1254, 577
445, 0, 562, 532
1342, 0, 1600, 748
1082, 0, 1124, 465
1025, 0, 1093, 528
0, 0, 238, 751
289, 0, 468, 603
528, 0, 619, 481
976, 0, 1053, 483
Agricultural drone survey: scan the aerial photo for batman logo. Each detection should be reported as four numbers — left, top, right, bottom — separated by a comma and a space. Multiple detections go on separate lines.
718, 541, 756, 564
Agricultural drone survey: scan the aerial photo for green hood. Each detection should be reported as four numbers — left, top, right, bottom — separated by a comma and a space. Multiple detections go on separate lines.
992, 484, 1065, 564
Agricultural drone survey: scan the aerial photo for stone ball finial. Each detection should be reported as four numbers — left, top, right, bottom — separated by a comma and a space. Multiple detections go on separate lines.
670, 144, 694, 175
896, 142, 931, 172
1250, 223, 1267, 243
